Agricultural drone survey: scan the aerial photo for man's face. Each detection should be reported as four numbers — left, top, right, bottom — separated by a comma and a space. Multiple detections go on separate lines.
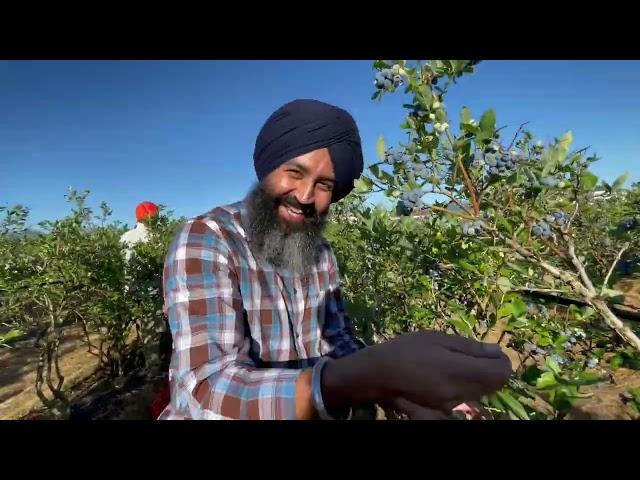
261, 148, 335, 230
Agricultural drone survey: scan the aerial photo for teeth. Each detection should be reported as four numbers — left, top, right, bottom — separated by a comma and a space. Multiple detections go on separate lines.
286, 205, 303, 215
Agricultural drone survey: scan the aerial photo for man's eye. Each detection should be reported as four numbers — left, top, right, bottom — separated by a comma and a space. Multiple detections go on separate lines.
318, 182, 334, 191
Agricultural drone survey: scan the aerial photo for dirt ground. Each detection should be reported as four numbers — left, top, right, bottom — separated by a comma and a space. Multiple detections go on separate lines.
0, 325, 102, 420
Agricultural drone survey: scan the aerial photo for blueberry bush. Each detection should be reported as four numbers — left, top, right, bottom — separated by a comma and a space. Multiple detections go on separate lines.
326, 60, 640, 419
0, 189, 184, 416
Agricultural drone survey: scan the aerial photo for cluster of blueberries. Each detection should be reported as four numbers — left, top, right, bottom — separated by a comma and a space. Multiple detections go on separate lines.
461, 220, 482, 236
473, 147, 524, 177
527, 303, 549, 318
406, 161, 431, 179
384, 148, 411, 165
374, 69, 403, 90
399, 189, 424, 209
532, 211, 568, 239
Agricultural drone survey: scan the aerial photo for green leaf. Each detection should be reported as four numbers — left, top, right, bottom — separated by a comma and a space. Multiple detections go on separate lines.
612, 172, 629, 191
461, 106, 472, 125
371, 91, 381, 101
627, 387, 640, 402
601, 288, 625, 303
564, 372, 606, 386
581, 307, 596, 320
488, 393, 506, 411
354, 177, 373, 194
373, 60, 391, 70
536, 371, 558, 389
0, 329, 23, 344
417, 85, 433, 109
494, 213, 514, 235
507, 317, 529, 330
496, 391, 529, 420
448, 317, 474, 337
380, 170, 396, 185
580, 171, 599, 191
510, 297, 528, 317
497, 276, 511, 293
498, 303, 514, 318
376, 136, 386, 161
479, 109, 496, 137
556, 131, 573, 162
537, 337, 552, 347
610, 354, 624, 369
459, 260, 478, 272
545, 356, 562, 376
541, 161, 556, 179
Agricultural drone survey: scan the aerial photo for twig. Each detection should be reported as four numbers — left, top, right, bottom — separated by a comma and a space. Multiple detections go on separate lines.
508, 122, 530, 151
540, 237, 570, 262
431, 206, 476, 221
430, 187, 475, 216
564, 202, 580, 232
445, 128, 480, 214
565, 236, 597, 295
601, 242, 630, 295
510, 287, 570, 295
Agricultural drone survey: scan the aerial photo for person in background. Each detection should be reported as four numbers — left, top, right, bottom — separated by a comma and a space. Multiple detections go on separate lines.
118, 201, 174, 418
120, 201, 160, 262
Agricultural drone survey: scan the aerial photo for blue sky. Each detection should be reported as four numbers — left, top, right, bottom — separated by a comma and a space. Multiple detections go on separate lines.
1, 60, 639, 228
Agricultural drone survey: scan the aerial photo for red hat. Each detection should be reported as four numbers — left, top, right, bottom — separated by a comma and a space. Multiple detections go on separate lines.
136, 201, 159, 222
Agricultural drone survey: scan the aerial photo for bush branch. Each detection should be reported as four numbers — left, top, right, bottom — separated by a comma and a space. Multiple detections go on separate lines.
601, 242, 630, 295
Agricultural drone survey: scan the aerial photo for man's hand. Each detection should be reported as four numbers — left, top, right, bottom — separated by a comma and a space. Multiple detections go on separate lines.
320, 330, 512, 415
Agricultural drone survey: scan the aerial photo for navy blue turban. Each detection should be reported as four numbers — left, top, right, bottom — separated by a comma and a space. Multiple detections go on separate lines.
253, 99, 364, 202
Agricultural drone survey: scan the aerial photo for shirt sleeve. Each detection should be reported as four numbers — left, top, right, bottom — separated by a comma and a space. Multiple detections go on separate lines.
323, 248, 367, 359
163, 219, 302, 420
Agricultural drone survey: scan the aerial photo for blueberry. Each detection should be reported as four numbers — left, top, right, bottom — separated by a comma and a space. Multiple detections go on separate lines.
587, 358, 599, 368
532, 225, 543, 236
540, 177, 558, 187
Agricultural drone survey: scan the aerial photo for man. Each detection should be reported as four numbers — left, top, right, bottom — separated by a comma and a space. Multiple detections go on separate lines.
120, 201, 160, 262
158, 99, 511, 420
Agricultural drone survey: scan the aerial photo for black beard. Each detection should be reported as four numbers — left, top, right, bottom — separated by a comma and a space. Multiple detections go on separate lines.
244, 183, 327, 275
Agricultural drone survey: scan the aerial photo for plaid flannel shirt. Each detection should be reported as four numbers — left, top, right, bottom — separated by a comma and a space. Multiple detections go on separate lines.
158, 201, 365, 420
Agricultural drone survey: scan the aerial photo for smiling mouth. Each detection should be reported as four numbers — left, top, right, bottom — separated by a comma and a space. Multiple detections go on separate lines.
285, 204, 304, 216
